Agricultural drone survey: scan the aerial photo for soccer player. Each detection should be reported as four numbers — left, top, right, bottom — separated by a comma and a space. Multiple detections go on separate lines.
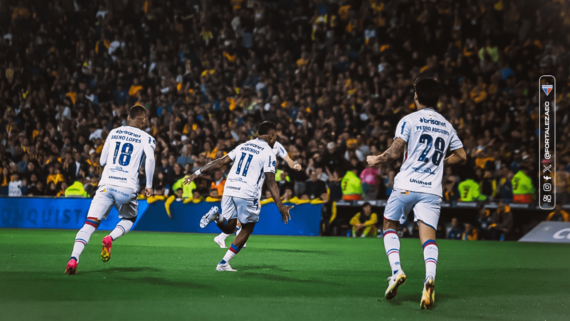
184, 121, 292, 271
211, 140, 302, 248
367, 78, 466, 309
65, 105, 155, 275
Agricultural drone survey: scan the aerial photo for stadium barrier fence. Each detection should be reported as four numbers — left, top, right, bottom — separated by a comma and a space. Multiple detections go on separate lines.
0, 197, 322, 236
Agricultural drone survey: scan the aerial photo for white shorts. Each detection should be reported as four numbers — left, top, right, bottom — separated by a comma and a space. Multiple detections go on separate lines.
86, 185, 138, 220
383, 188, 442, 230
221, 195, 261, 224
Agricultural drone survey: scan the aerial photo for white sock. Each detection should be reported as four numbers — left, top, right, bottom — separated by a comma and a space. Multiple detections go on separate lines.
109, 220, 134, 241
218, 233, 230, 240
423, 240, 438, 280
383, 229, 401, 275
71, 224, 97, 262
219, 244, 241, 265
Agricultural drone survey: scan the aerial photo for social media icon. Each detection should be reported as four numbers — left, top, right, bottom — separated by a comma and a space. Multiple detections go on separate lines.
543, 195, 551, 202
543, 165, 551, 173
543, 183, 552, 192
544, 176, 551, 181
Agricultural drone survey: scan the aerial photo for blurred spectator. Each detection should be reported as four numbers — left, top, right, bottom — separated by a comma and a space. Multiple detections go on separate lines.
26, 181, 45, 196
65, 181, 89, 198
458, 174, 486, 202
210, 170, 226, 196
462, 223, 478, 240
17, 154, 29, 173
443, 179, 459, 206
177, 145, 194, 168
349, 202, 378, 237
447, 218, 464, 240
512, 166, 535, 204
8, 172, 22, 196
305, 171, 326, 200
320, 192, 337, 236
360, 165, 380, 201
341, 167, 363, 201
546, 204, 569, 222
488, 202, 513, 241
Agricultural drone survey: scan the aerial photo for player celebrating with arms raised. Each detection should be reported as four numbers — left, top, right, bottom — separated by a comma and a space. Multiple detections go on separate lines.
184, 121, 292, 272
65, 105, 155, 275
367, 78, 466, 309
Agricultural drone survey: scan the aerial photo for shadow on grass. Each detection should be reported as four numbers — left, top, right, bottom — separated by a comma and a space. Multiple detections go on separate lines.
379, 292, 451, 307
82, 267, 163, 274
239, 264, 291, 272
243, 271, 340, 286
264, 249, 327, 254
135, 276, 209, 289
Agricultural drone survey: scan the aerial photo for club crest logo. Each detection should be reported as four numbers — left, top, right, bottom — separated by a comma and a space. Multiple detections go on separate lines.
542, 84, 553, 96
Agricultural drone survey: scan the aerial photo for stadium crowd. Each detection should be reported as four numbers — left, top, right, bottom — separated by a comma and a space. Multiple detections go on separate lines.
1, 0, 569, 206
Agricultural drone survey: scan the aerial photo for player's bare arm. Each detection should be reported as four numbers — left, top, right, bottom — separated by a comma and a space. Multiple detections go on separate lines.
283, 155, 302, 171
183, 155, 232, 185
265, 172, 293, 224
367, 138, 407, 167
443, 148, 467, 166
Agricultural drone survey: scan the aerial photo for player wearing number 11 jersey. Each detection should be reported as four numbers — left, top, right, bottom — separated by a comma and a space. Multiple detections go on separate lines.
65, 105, 156, 275
184, 122, 292, 272
367, 78, 467, 309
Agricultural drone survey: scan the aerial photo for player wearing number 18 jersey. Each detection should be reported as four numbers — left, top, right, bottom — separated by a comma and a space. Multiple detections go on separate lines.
65, 106, 156, 275
367, 78, 467, 309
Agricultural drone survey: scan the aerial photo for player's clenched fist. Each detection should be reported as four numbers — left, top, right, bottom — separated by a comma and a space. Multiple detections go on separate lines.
367, 155, 381, 167
183, 174, 197, 185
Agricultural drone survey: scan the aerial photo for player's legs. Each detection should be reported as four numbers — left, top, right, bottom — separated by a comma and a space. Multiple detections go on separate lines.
235, 221, 246, 247
382, 189, 416, 299
216, 198, 259, 272
102, 187, 138, 262
215, 220, 244, 248
413, 193, 441, 310
419, 220, 437, 310
66, 187, 113, 274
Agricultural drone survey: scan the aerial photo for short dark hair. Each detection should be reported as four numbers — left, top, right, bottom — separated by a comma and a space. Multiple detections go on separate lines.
129, 105, 146, 119
258, 121, 276, 135
414, 77, 441, 108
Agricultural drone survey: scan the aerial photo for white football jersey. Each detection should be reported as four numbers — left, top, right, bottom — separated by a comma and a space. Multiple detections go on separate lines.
393, 108, 463, 197
273, 141, 288, 159
224, 138, 276, 200
99, 126, 156, 191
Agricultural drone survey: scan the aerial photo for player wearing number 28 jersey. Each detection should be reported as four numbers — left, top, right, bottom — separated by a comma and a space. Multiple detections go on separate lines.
65, 106, 156, 275
367, 78, 466, 310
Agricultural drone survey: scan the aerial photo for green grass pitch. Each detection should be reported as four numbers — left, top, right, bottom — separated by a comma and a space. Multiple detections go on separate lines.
1, 229, 569, 321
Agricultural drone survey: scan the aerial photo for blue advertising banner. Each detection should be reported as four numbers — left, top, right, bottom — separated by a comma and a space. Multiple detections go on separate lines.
0, 197, 147, 230
0, 198, 322, 236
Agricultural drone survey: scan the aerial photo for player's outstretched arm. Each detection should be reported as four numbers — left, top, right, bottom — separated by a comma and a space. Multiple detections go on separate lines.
283, 155, 302, 171
443, 147, 467, 166
366, 138, 407, 167
265, 172, 293, 224
184, 155, 232, 185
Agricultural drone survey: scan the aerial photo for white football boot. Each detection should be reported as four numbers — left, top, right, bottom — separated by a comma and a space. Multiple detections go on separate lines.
385, 270, 407, 300
214, 234, 227, 248
216, 263, 237, 272
200, 206, 220, 228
